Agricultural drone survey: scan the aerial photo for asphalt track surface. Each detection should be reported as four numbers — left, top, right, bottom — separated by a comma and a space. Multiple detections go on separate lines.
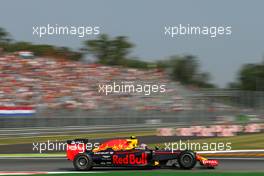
0, 157, 263, 172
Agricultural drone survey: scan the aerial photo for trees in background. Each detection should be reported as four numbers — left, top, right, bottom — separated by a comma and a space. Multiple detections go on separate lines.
2, 26, 264, 90
0, 27, 11, 54
157, 55, 214, 88
84, 34, 214, 87
0, 27, 11, 43
1, 27, 215, 88
2, 42, 82, 61
229, 62, 264, 91
0, 27, 82, 61
83, 34, 133, 65
83, 34, 151, 69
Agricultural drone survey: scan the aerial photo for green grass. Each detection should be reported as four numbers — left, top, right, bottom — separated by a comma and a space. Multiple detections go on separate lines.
22, 171, 264, 176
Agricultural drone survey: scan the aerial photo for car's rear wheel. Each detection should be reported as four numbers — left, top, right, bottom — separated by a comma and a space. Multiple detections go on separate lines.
73, 154, 93, 171
178, 151, 196, 169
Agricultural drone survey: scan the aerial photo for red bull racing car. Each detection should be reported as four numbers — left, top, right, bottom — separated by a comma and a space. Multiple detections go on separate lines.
66, 136, 218, 171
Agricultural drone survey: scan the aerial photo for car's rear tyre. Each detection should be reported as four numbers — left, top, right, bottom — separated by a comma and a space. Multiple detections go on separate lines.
73, 153, 93, 171
178, 151, 196, 169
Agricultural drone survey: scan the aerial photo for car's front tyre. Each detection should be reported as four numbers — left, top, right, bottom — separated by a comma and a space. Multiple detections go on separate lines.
178, 151, 196, 169
73, 153, 93, 171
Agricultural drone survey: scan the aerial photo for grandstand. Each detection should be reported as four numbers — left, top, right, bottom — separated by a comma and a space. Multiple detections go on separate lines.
0, 55, 262, 128
0, 55, 187, 112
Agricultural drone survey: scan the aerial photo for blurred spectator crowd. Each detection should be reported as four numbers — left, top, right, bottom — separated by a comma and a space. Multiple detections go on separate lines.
0, 56, 186, 112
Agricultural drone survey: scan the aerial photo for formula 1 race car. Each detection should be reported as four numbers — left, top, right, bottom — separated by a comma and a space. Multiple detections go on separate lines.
66, 136, 218, 171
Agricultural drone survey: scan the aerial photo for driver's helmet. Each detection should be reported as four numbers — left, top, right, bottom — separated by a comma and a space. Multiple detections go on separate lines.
130, 136, 136, 139
126, 136, 138, 148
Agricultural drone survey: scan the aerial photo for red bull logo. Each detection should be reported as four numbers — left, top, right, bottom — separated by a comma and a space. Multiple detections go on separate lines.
113, 153, 147, 165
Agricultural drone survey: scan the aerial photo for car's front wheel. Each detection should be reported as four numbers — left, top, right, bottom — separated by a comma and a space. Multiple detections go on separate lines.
73, 154, 93, 171
178, 151, 196, 169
